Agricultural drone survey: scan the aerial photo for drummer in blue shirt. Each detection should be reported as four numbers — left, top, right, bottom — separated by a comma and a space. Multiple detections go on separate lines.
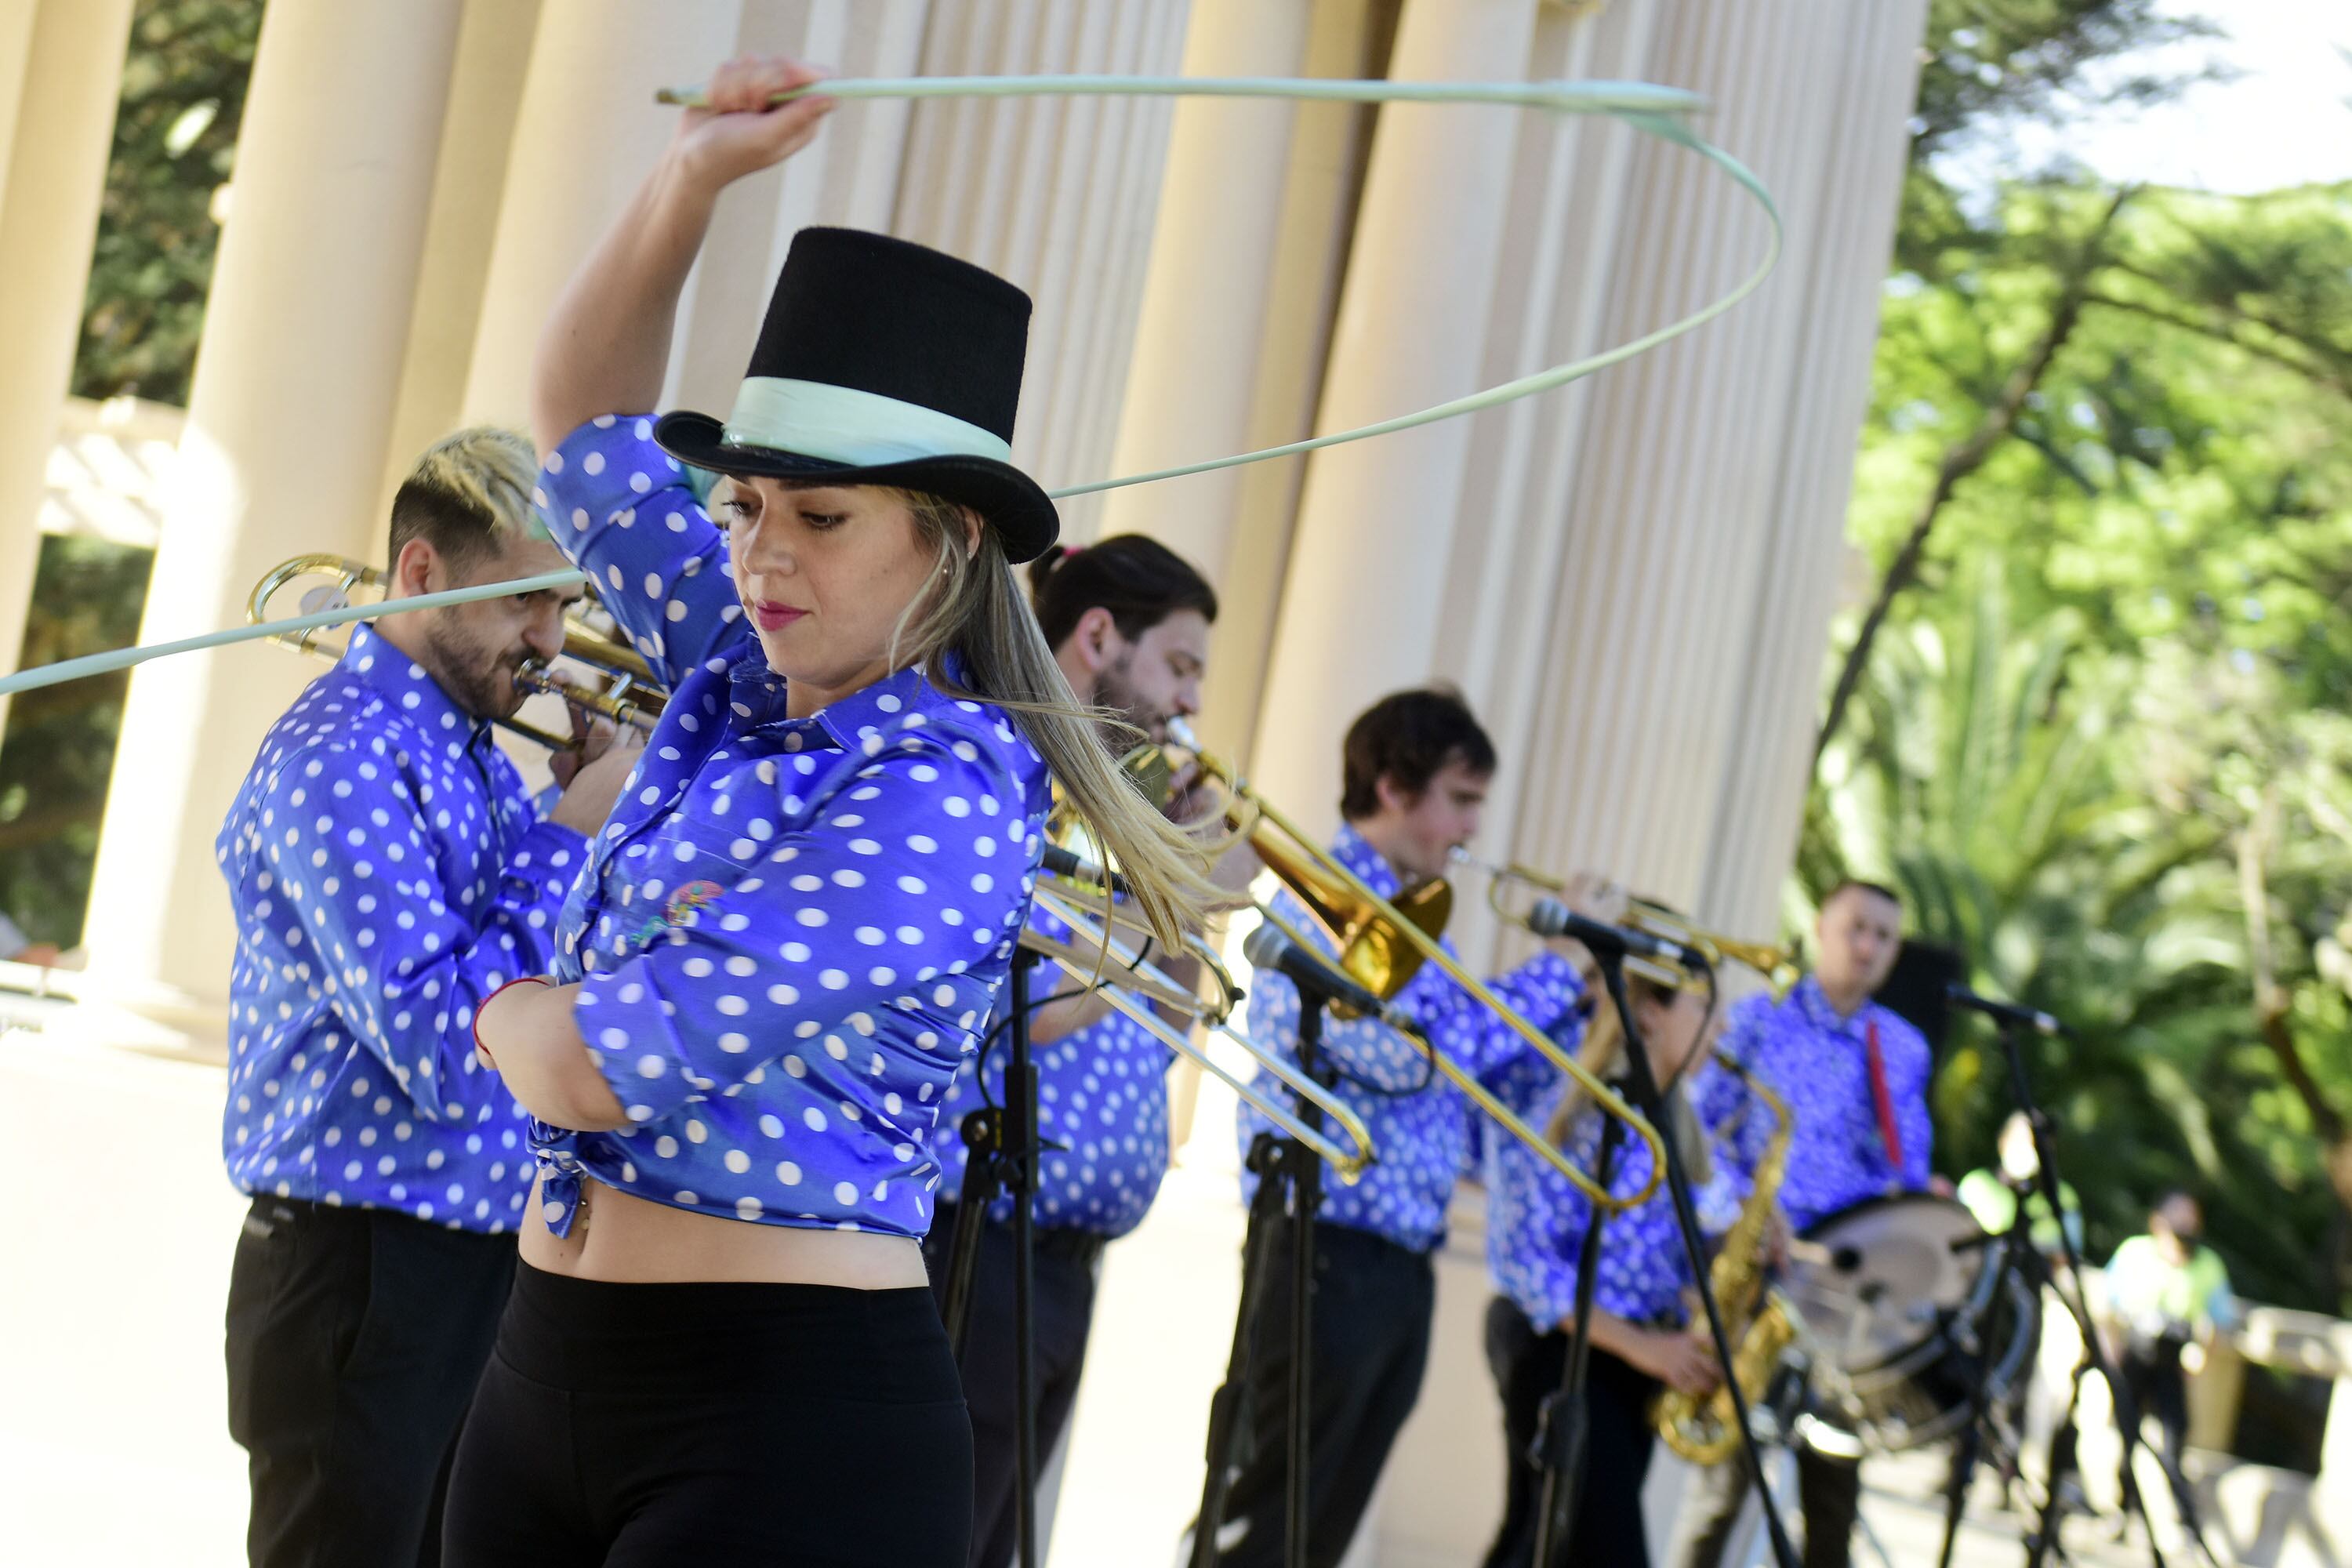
446, 58, 1218, 1567
926, 533, 1221, 1568
216, 426, 641, 1568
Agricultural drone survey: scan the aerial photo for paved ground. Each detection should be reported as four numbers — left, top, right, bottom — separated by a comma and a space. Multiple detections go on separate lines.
1, 1022, 2206, 1567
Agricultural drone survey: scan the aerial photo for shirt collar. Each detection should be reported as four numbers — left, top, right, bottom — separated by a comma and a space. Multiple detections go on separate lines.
1330, 821, 1403, 900
337, 622, 489, 746
1795, 975, 1872, 1040
717, 641, 967, 752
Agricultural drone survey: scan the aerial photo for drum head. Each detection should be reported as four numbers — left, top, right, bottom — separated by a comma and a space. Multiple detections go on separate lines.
1788, 1195, 1991, 1376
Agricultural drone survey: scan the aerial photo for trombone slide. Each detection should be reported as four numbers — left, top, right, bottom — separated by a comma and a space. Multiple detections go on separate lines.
1023, 884, 1376, 1181
1167, 719, 1665, 1214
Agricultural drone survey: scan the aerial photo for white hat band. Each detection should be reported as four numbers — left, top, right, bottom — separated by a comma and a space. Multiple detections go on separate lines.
719, 376, 1014, 468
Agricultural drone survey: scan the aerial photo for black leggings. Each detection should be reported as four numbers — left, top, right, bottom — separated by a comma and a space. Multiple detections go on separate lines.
442, 1262, 972, 1566
1482, 1295, 1663, 1568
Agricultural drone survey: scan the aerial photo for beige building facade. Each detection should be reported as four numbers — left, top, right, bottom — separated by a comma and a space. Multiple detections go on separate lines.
0, 0, 1928, 1561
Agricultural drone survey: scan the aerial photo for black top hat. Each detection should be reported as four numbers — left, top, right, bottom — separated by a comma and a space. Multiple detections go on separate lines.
654, 227, 1058, 561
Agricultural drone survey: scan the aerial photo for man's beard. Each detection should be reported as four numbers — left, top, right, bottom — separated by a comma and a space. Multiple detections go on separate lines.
421, 615, 525, 721
1092, 650, 1167, 749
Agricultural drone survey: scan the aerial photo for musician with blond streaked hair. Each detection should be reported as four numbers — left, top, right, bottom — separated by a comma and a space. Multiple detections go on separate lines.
215, 425, 641, 1567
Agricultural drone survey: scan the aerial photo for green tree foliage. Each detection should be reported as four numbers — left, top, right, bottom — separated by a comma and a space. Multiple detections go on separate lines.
0, 0, 262, 946
1810, 174, 2352, 1309
0, 539, 156, 949
71, 0, 265, 407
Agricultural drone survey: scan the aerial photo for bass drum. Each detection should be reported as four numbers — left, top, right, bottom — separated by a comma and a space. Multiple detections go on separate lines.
1782, 1194, 2040, 1451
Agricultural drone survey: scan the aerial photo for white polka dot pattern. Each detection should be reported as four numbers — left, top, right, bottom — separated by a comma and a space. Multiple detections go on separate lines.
213, 622, 585, 1232
532, 416, 1052, 1240
1236, 824, 1587, 1255
1483, 1054, 1749, 1330
931, 898, 1174, 1238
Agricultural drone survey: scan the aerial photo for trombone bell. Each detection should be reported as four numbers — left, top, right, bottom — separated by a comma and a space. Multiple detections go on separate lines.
1164, 719, 1665, 1215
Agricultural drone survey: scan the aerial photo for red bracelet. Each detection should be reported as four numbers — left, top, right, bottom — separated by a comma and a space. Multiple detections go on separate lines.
474, 976, 552, 1068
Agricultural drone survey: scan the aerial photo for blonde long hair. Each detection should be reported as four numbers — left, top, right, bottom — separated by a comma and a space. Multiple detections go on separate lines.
885, 492, 1220, 946
1548, 967, 1713, 1185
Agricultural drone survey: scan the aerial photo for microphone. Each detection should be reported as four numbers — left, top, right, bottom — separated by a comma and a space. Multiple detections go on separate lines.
1524, 897, 1709, 971
1242, 920, 1405, 1027
1944, 983, 2068, 1037
1040, 843, 1131, 897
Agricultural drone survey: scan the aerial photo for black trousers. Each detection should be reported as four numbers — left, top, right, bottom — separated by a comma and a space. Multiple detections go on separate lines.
225, 1195, 517, 1568
1480, 1296, 1664, 1568
1667, 1433, 1861, 1568
443, 1261, 972, 1566
2116, 1340, 2194, 1517
1210, 1220, 1436, 1568
921, 1204, 1104, 1568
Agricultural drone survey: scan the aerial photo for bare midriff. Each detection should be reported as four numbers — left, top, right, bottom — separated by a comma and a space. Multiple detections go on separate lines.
518, 1173, 930, 1289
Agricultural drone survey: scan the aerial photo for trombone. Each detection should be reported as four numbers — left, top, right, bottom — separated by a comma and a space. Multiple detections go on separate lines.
1450, 850, 1802, 996
249, 554, 666, 751
1164, 718, 1665, 1214
1020, 877, 1375, 1180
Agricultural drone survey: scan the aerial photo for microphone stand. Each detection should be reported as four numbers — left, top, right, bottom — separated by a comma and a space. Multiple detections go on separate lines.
938, 946, 1048, 1568
1592, 947, 1802, 1568
1969, 1014, 2201, 1568
1192, 991, 1330, 1568
1528, 1109, 1624, 1565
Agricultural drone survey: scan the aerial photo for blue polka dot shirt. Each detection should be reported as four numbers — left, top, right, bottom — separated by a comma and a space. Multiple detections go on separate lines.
532, 416, 1052, 1240
1693, 978, 1933, 1234
1484, 1065, 1749, 1331
1237, 824, 1586, 1255
214, 622, 586, 1231
931, 897, 1174, 1239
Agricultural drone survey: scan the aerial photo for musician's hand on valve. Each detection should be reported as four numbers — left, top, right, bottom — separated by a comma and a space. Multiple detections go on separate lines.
550, 728, 644, 837
1636, 1327, 1722, 1396
545, 673, 622, 789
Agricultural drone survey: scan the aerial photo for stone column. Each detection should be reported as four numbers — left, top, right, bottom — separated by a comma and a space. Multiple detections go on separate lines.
1244, 0, 1543, 834
457, 0, 748, 432
1499, 0, 1924, 927
1094, 0, 1316, 575
0, 0, 42, 184
0, 0, 135, 733
891, 0, 1195, 540
665, 0, 936, 416
459, 1, 943, 432
371, 0, 545, 524
1696, 0, 1928, 935
70, 1, 466, 1048
1098, 0, 1391, 766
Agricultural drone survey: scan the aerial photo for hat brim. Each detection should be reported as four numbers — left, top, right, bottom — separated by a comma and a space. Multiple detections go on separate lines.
653, 411, 1060, 564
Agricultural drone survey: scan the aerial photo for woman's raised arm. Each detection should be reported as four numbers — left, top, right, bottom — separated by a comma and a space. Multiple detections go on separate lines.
530, 55, 834, 454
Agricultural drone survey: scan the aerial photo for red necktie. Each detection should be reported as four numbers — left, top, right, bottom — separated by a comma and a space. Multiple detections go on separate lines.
1864, 1016, 1904, 1169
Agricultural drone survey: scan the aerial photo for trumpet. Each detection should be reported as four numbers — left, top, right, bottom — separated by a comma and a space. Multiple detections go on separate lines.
249, 554, 666, 751
1021, 877, 1375, 1179
1165, 718, 1664, 1214
1450, 851, 1802, 996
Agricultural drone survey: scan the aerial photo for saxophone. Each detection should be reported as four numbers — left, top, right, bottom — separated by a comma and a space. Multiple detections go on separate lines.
1653, 1053, 1798, 1464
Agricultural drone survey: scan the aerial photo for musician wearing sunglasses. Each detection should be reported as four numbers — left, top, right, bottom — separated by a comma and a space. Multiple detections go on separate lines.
1206, 688, 1610, 1568
924, 533, 1219, 1568
445, 57, 1216, 1566
212, 427, 641, 1568
1481, 958, 1737, 1567
1670, 878, 1931, 1568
